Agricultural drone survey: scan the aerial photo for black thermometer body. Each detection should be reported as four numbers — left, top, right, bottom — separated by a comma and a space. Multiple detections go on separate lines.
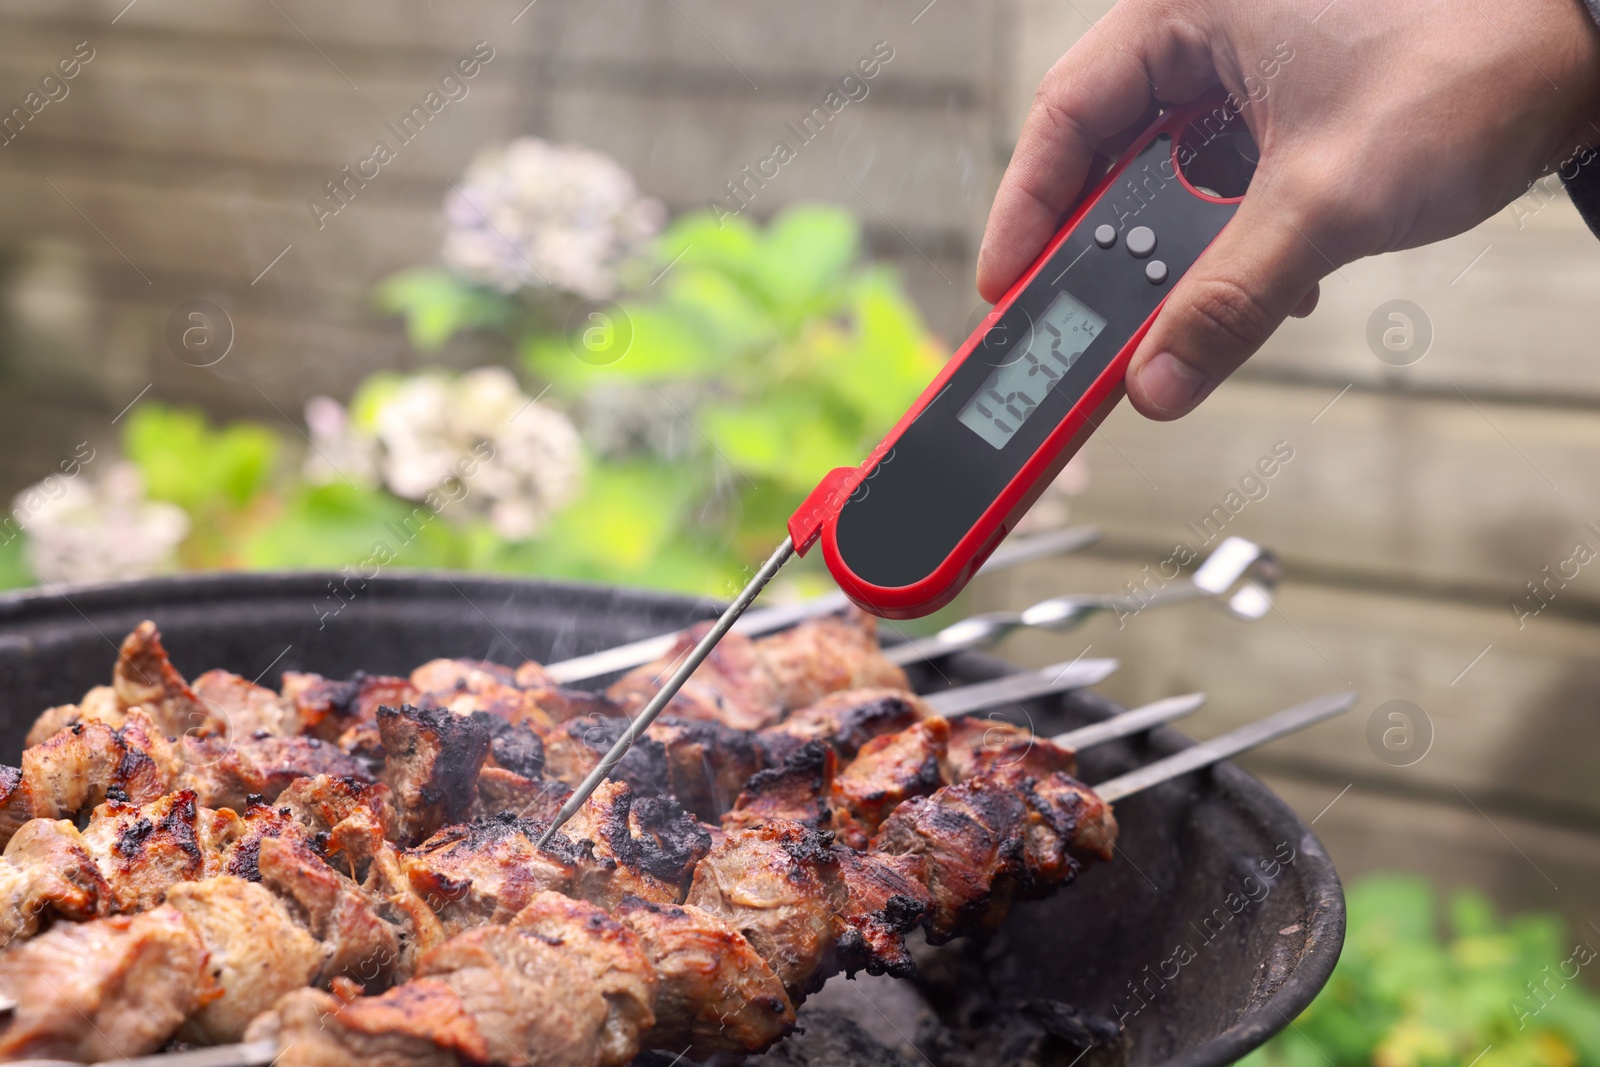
787, 92, 1254, 618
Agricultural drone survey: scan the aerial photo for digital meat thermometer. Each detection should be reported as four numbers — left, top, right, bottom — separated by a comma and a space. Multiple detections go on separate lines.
538, 92, 1257, 844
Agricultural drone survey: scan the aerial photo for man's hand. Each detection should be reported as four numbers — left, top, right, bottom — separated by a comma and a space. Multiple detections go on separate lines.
978, 0, 1600, 419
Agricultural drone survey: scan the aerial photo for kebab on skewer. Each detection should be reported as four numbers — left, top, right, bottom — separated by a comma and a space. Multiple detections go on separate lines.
0, 620, 1152, 1062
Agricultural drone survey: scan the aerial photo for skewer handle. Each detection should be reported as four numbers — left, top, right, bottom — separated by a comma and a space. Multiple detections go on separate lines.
1094, 691, 1359, 803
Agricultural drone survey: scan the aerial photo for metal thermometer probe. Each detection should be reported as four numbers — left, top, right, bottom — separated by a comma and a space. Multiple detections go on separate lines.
539, 90, 1258, 843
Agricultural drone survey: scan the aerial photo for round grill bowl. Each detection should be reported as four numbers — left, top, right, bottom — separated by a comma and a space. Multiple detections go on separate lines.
0, 572, 1343, 1067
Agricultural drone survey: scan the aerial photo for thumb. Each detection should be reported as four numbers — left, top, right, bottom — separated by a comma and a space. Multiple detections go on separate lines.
1125, 177, 1337, 420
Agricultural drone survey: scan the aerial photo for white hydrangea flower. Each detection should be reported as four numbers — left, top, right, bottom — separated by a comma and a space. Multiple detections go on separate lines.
440, 138, 665, 298
19, 463, 189, 586
370, 367, 583, 541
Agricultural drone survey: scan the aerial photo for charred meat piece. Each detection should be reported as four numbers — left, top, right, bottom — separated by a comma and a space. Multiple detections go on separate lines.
686, 820, 845, 999
273, 774, 398, 844
507, 892, 659, 1065
0, 767, 32, 850
609, 626, 784, 730
644, 715, 765, 821
755, 610, 911, 711
831, 718, 950, 847
561, 781, 708, 907
541, 713, 671, 798
870, 774, 1030, 942
257, 833, 404, 990
826, 848, 933, 978
378, 704, 493, 845
0, 904, 214, 1061
401, 813, 583, 936
1005, 769, 1119, 869
722, 741, 837, 835
167, 875, 323, 1043
615, 895, 796, 1056
113, 620, 224, 738
191, 669, 297, 737
247, 980, 486, 1067
177, 732, 375, 812
758, 687, 927, 765
0, 818, 111, 948
79, 789, 217, 912
19, 710, 180, 832
484, 716, 546, 778
282, 670, 419, 743
945, 716, 1077, 782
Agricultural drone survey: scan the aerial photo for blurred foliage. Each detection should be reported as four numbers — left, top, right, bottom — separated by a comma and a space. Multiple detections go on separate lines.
1244, 875, 1600, 1067
122, 404, 280, 570
0, 204, 942, 596
383, 203, 942, 594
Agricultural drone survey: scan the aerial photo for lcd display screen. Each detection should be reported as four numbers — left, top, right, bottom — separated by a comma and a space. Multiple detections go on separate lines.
957, 290, 1106, 450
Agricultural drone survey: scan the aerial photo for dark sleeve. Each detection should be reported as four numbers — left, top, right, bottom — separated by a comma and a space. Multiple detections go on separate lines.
1566, 1, 1600, 237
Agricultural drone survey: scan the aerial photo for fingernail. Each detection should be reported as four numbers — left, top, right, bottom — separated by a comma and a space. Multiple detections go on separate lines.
1140, 352, 1207, 413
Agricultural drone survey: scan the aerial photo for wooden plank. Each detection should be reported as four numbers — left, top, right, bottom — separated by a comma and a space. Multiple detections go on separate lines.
1061, 378, 1600, 594
970, 554, 1600, 827
1261, 774, 1600, 947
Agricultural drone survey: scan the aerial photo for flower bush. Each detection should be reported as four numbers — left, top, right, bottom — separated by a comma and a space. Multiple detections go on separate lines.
0, 138, 945, 595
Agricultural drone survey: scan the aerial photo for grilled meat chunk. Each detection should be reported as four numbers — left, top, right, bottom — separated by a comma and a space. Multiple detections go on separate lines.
19, 710, 180, 832
402, 813, 583, 936
406, 918, 650, 1067
615, 895, 796, 1055
827, 848, 932, 978
177, 733, 374, 811
0, 818, 110, 948
541, 713, 672, 798
167, 875, 323, 1043
257, 833, 404, 989
113, 620, 224, 738
485, 717, 546, 778
609, 627, 783, 730
723, 741, 837, 834
477, 764, 571, 823
831, 718, 950, 846
248, 980, 486, 1067
686, 821, 844, 999
0, 767, 31, 848
560, 781, 708, 906
755, 610, 910, 711
24, 685, 124, 747
0, 905, 213, 1061
378, 704, 493, 845
191, 669, 297, 737
513, 662, 631, 725
507, 892, 659, 1064
644, 715, 765, 821
411, 657, 553, 730
80, 789, 217, 912
758, 688, 927, 765
282, 670, 419, 743
945, 716, 1077, 781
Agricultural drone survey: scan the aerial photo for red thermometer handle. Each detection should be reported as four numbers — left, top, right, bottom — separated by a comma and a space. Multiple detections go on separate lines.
787, 91, 1255, 619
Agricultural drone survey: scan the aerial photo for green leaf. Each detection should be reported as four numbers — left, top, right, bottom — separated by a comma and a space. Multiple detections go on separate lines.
123, 404, 281, 513
522, 303, 718, 388
750, 204, 861, 310
241, 483, 471, 571
375, 268, 512, 351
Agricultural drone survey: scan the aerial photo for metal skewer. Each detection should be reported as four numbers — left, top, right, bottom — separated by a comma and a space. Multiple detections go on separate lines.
1094, 690, 1358, 803
542, 524, 1101, 684
1052, 692, 1205, 748
883, 536, 1277, 666
923, 658, 1117, 715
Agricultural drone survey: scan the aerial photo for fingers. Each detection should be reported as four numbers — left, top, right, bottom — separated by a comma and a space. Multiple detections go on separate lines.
1125, 185, 1332, 420
976, 11, 1163, 303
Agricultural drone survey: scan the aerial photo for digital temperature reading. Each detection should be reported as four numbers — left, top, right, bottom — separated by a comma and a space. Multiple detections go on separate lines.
957, 290, 1106, 450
